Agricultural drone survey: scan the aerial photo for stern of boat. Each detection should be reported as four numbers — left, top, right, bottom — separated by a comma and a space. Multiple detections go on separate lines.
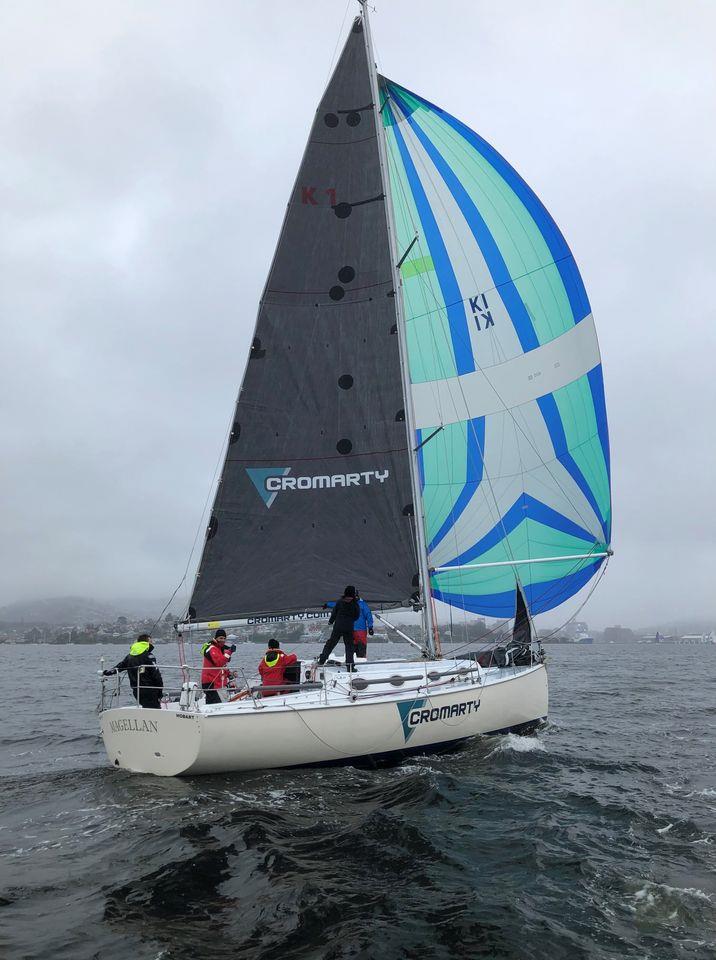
99, 706, 203, 776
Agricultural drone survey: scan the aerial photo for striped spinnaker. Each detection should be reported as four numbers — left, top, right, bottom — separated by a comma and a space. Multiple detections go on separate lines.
382, 78, 611, 617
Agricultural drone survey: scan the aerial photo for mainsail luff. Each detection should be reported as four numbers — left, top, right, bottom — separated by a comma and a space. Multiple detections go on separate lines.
360, 2, 438, 656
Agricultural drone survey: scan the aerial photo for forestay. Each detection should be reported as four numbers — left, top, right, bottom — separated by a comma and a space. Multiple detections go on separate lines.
381, 79, 611, 617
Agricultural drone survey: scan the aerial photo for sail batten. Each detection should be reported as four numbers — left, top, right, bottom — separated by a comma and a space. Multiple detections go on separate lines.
381, 75, 611, 618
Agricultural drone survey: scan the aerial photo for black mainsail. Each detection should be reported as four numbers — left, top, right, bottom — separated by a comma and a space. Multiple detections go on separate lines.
189, 19, 416, 621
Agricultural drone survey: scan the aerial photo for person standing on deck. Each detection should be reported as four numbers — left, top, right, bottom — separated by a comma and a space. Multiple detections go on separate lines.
201, 629, 236, 704
317, 586, 360, 671
103, 634, 163, 708
352, 592, 374, 659
258, 639, 298, 696
323, 591, 375, 659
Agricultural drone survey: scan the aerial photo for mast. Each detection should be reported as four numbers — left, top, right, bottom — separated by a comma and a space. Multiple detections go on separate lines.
360, 2, 439, 658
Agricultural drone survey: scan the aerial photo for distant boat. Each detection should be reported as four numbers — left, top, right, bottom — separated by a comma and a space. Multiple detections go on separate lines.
679, 632, 715, 644
99, 3, 612, 776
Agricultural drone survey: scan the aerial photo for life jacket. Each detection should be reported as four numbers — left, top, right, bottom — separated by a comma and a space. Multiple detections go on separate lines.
259, 649, 298, 689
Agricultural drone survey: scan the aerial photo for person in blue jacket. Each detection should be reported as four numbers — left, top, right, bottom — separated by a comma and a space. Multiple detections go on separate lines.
323, 590, 374, 659
352, 591, 374, 659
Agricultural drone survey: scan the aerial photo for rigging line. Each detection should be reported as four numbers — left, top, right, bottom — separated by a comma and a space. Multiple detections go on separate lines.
417, 113, 563, 338
386, 104, 601, 635
387, 115, 522, 575
527, 544, 608, 609
533, 557, 610, 646
387, 156, 473, 576
383, 92, 591, 408
444, 551, 608, 658
400, 259, 577, 327
389, 196, 495, 615
372, 80, 431, 623
442, 616, 511, 658
386, 126, 480, 473
391, 99, 545, 343
386, 89, 568, 336
385, 102, 516, 531
324, 0, 354, 87
452, 548, 600, 623
440, 550, 596, 657
285, 698, 409, 756
152, 402, 239, 634
407, 429, 605, 485
386, 127, 508, 577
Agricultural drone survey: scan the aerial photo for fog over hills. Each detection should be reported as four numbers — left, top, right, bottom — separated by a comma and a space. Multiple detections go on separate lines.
2, 595, 712, 638
0, 596, 168, 626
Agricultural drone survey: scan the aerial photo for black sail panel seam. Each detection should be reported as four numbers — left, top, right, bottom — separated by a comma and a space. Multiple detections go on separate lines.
227, 447, 409, 464
265, 279, 391, 296
311, 135, 377, 145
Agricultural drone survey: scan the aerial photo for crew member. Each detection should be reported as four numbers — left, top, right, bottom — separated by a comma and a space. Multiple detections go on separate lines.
353, 592, 374, 660
201, 629, 236, 704
323, 591, 375, 659
317, 586, 360, 671
103, 634, 164, 708
258, 639, 298, 696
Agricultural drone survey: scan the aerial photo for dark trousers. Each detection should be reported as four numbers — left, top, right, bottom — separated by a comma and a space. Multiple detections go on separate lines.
319, 628, 355, 667
132, 687, 162, 709
354, 640, 367, 659
202, 684, 222, 704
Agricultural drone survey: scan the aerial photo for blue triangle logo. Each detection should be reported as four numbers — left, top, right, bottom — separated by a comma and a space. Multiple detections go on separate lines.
397, 697, 426, 742
246, 467, 291, 509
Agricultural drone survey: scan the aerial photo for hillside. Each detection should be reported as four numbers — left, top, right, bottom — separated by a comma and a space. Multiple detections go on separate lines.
0, 596, 165, 626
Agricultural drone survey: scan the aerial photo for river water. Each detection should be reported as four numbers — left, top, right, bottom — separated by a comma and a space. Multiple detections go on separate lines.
1, 641, 714, 959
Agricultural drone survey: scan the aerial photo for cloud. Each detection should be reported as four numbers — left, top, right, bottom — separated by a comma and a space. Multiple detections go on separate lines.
1, 0, 714, 628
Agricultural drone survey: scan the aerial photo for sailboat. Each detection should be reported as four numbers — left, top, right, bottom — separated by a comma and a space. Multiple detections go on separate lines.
99, 4, 611, 776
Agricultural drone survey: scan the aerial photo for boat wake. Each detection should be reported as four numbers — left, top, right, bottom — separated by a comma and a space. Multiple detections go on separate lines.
490, 733, 546, 755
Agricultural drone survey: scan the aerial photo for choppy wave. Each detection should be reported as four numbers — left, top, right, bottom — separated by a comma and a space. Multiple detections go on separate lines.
2, 642, 716, 960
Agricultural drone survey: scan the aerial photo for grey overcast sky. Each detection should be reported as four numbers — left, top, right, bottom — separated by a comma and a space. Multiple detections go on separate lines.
1, 0, 714, 628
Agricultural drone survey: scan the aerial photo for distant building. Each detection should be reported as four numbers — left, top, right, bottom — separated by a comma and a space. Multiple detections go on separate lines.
603, 625, 635, 644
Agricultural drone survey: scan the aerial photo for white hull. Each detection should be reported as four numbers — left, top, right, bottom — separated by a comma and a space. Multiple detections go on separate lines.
99, 659, 548, 777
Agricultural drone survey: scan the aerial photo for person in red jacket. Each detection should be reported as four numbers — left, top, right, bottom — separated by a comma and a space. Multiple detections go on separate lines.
201, 629, 236, 704
258, 639, 298, 697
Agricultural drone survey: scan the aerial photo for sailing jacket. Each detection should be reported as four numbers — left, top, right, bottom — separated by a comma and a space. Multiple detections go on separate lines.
355, 599, 373, 632
110, 643, 163, 695
328, 595, 360, 632
326, 598, 373, 631
201, 642, 232, 689
258, 650, 298, 691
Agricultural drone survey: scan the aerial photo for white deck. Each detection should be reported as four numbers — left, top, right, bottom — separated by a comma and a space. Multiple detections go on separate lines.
173, 656, 534, 717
